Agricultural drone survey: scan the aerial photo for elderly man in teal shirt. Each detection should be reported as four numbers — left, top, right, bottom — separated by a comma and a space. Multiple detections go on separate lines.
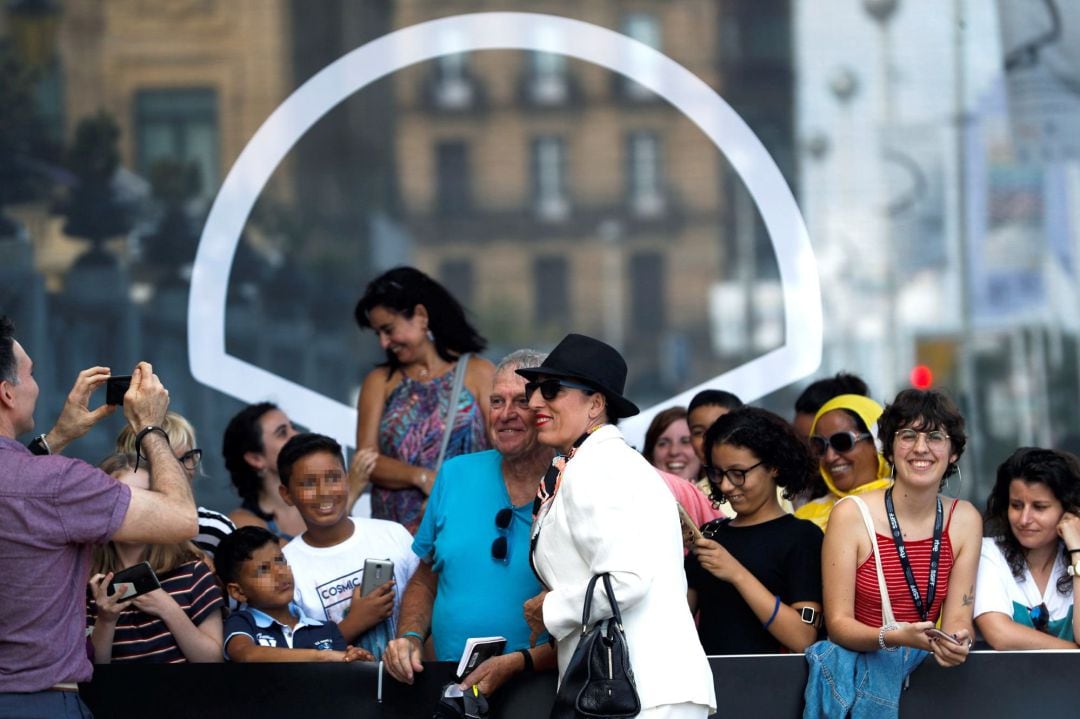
382, 349, 556, 694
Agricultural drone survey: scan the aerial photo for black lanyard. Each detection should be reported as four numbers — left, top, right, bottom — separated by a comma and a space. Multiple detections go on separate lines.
884, 487, 943, 622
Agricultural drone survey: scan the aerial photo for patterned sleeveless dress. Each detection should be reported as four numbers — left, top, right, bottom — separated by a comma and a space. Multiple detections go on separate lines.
374, 367, 488, 533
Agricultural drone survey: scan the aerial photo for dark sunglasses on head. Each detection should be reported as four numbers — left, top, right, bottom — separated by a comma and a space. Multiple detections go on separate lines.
491, 507, 513, 563
809, 431, 871, 456
524, 378, 596, 402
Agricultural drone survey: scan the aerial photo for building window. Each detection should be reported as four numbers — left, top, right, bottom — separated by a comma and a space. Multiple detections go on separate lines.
135, 88, 218, 204
439, 258, 474, 309
527, 51, 570, 106
430, 27, 475, 110
436, 141, 470, 216
531, 136, 569, 222
619, 13, 661, 100
627, 132, 666, 217
534, 256, 569, 324
629, 252, 665, 333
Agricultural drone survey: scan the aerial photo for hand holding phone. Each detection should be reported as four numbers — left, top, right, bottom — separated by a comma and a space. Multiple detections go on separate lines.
924, 628, 962, 645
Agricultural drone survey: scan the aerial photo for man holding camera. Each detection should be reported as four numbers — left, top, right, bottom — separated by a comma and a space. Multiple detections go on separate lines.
0, 315, 197, 718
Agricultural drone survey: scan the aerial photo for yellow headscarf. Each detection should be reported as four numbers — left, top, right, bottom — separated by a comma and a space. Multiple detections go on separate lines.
794, 394, 892, 531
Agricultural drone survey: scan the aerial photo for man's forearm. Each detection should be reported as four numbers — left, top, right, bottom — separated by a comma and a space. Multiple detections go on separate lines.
142, 433, 194, 507
396, 562, 437, 636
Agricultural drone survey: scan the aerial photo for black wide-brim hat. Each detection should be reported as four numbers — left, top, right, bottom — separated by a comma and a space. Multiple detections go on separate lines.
516, 333, 640, 419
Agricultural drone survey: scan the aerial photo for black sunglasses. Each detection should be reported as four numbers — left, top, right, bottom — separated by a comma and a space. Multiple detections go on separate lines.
809, 431, 871, 456
1030, 602, 1050, 633
491, 507, 513, 562
704, 460, 763, 488
524, 378, 596, 402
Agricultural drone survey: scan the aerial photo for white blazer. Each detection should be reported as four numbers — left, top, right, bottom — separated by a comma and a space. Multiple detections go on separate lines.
532, 425, 717, 712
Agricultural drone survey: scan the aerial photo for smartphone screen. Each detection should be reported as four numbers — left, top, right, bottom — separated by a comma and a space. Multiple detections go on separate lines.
106, 375, 132, 406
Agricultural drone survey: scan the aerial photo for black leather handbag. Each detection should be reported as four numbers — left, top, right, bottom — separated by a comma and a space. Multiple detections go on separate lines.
550, 573, 640, 719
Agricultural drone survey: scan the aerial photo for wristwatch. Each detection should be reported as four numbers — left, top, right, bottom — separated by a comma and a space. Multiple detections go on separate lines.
27, 434, 51, 456
799, 606, 822, 629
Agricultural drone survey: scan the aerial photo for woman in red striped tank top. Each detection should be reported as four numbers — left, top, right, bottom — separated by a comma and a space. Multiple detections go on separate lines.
821, 389, 982, 668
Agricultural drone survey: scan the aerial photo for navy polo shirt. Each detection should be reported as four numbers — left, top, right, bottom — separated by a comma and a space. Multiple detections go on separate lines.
224, 603, 346, 660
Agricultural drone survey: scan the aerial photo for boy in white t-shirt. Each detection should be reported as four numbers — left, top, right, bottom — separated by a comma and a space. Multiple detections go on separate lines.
278, 433, 418, 660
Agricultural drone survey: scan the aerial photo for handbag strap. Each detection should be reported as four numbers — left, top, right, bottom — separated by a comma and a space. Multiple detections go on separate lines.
579, 573, 623, 633
433, 353, 471, 475
837, 495, 895, 626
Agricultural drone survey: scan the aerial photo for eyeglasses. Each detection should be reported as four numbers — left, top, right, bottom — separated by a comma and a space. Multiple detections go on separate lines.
894, 429, 950, 450
178, 449, 202, 471
704, 460, 764, 488
491, 507, 513, 563
524, 378, 596, 402
1029, 602, 1049, 633
810, 431, 871, 456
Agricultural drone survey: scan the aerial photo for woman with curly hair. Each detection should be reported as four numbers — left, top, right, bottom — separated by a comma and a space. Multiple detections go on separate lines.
975, 447, 1080, 648
354, 266, 494, 533
685, 406, 823, 654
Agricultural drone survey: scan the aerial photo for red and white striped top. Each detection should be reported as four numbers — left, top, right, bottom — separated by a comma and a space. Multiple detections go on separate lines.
854, 501, 957, 626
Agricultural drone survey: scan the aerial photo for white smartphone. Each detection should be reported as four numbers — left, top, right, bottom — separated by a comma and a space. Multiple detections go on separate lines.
360, 558, 394, 596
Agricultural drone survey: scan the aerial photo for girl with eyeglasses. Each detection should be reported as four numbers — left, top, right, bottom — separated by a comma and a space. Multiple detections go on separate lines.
686, 407, 824, 655
87, 453, 224, 664
819, 389, 981, 671
975, 447, 1080, 649
795, 395, 893, 531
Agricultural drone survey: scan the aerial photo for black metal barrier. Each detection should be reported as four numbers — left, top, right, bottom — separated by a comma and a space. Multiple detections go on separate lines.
79, 651, 1080, 718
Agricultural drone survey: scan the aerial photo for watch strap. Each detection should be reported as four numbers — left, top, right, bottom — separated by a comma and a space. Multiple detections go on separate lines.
27, 434, 51, 456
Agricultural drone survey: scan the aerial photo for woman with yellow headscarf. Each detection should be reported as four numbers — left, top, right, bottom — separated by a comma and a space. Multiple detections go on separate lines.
794, 394, 892, 531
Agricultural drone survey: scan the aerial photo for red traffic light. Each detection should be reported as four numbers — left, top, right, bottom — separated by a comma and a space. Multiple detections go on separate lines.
909, 364, 933, 389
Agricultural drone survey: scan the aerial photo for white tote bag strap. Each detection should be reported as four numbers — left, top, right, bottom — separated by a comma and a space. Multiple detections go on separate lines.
837, 495, 895, 626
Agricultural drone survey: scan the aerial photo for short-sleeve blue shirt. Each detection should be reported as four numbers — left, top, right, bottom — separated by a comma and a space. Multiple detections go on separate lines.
223, 603, 345, 660
413, 450, 548, 660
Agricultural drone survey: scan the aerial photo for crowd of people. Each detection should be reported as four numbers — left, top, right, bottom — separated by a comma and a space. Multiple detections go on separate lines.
3, 265, 1080, 719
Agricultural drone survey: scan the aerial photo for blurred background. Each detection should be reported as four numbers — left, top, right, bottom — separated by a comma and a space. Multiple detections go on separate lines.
2, 0, 1078, 512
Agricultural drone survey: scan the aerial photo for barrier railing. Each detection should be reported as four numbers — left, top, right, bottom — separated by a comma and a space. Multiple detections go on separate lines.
78, 651, 1080, 718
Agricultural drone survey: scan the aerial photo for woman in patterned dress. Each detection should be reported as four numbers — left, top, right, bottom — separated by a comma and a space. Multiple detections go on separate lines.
354, 267, 493, 533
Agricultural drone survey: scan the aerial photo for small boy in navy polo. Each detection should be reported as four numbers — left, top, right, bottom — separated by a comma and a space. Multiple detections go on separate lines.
216, 526, 373, 662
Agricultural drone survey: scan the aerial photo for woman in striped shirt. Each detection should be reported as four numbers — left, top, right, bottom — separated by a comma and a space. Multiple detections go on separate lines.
87, 454, 224, 663
821, 389, 982, 666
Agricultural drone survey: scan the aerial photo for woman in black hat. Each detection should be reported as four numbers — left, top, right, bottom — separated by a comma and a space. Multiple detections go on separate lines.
520, 334, 716, 719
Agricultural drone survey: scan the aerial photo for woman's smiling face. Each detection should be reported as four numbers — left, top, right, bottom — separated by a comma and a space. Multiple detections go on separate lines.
526, 376, 601, 454
651, 418, 700, 480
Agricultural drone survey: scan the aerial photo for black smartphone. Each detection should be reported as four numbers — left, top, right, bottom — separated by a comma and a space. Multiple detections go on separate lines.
360, 558, 394, 596
108, 561, 161, 599
105, 375, 132, 406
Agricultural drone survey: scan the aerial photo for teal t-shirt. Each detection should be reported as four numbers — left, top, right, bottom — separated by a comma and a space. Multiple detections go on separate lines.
413, 449, 549, 660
